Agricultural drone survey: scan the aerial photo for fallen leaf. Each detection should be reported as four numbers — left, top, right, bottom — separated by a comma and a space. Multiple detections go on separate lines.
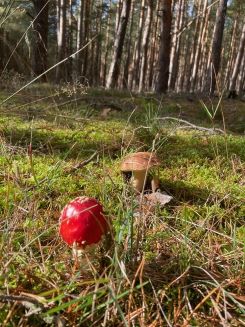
144, 191, 173, 207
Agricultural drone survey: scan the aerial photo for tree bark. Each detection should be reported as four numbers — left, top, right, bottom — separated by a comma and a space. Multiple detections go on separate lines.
101, 0, 112, 86
76, 0, 84, 77
237, 52, 245, 96
132, 0, 146, 90
155, 0, 172, 94
32, 0, 49, 81
127, 0, 145, 90
228, 22, 245, 97
56, 0, 67, 82
224, 16, 238, 89
94, 0, 104, 86
115, 0, 123, 32
67, 0, 73, 81
138, 0, 154, 92
177, 30, 188, 92
190, 0, 208, 92
169, 0, 185, 91
122, 0, 135, 89
210, 0, 228, 95
147, 0, 160, 90
82, 0, 91, 80
198, 10, 211, 92
106, 0, 131, 89
0, 28, 6, 72
184, 0, 201, 92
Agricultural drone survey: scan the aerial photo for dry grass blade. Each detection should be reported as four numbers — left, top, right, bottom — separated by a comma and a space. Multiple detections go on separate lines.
1, 36, 97, 105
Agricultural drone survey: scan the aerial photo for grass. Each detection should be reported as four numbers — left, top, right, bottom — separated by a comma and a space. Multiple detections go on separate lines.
0, 85, 244, 326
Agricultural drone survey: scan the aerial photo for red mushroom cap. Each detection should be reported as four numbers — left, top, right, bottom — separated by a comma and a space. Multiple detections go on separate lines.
59, 196, 108, 248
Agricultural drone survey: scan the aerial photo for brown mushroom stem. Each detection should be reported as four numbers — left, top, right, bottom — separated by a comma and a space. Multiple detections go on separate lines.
131, 170, 147, 192
151, 176, 160, 192
121, 152, 161, 193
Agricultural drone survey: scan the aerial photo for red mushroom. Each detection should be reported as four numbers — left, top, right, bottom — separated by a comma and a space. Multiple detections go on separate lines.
59, 196, 108, 248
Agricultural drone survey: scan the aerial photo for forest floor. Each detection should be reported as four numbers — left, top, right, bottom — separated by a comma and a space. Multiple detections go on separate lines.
0, 85, 244, 326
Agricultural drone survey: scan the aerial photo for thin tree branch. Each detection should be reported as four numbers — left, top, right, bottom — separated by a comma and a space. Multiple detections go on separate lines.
67, 151, 99, 172
157, 117, 224, 134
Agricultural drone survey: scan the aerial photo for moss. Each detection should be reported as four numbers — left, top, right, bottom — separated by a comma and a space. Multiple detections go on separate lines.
0, 88, 244, 326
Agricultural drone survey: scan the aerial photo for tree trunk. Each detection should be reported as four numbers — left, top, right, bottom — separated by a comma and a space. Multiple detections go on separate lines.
155, 0, 172, 94
32, 0, 49, 81
0, 28, 6, 72
94, 0, 104, 86
132, 0, 146, 90
210, 0, 228, 95
106, 0, 131, 89
224, 16, 238, 89
198, 11, 211, 93
190, 0, 208, 92
87, 0, 94, 85
76, 0, 84, 77
237, 51, 245, 96
127, 0, 145, 90
67, 0, 73, 81
169, 0, 185, 91
228, 22, 245, 97
122, 0, 135, 89
147, 0, 160, 90
101, 0, 112, 86
56, 0, 67, 82
138, 0, 153, 92
185, 0, 203, 92
169, 0, 180, 90
82, 0, 91, 80
115, 0, 123, 32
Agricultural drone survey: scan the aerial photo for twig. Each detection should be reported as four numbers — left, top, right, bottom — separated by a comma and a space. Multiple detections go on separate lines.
0, 294, 65, 325
0, 294, 45, 308
67, 151, 99, 172
157, 117, 224, 134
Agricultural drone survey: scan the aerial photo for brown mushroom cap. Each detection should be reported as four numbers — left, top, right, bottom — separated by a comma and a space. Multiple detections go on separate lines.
120, 152, 160, 172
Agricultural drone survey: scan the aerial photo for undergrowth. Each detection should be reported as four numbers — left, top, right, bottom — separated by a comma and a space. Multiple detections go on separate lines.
0, 86, 244, 326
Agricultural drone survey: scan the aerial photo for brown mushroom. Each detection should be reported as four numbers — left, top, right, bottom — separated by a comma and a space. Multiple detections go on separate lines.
120, 152, 160, 193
